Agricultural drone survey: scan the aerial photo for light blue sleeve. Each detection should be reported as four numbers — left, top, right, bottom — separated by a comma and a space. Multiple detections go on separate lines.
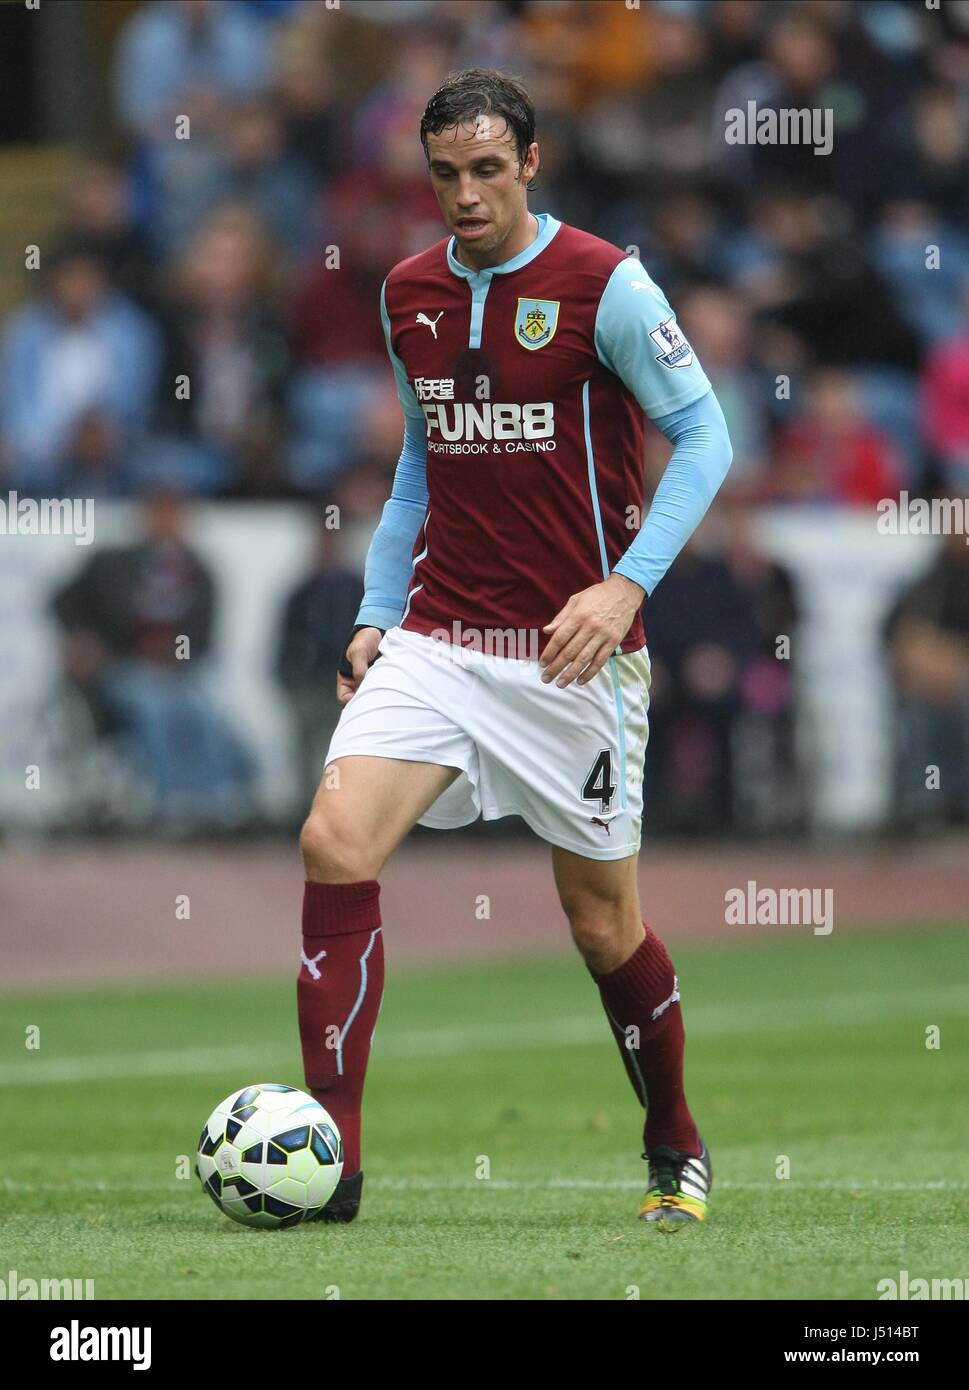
378, 278, 423, 419
354, 281, 429, 630
612, 389, 733, 598
595, 257, 711, 418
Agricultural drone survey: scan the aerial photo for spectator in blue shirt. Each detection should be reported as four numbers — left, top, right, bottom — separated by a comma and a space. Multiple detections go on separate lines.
0, 240, 161, 495
114, 0, 270, 143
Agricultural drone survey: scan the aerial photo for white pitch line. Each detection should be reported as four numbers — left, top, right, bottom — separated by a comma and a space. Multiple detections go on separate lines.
1, 982, 966, 1087
376, 1177, 969, 1193
3, 1176, 968, 1195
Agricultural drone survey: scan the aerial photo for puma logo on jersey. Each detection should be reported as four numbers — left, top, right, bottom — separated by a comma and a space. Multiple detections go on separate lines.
590, 815, 612, 834
416, 311, 444, 338
629, 280, 652, 291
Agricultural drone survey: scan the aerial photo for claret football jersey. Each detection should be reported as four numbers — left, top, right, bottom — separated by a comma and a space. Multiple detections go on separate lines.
380, 212, 711, 654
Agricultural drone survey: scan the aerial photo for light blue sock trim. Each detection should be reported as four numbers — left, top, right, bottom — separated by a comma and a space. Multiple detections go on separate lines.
336, 928, 381, 1079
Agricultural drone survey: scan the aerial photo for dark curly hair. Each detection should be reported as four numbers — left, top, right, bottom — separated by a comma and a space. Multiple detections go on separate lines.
419, 68, 536, 186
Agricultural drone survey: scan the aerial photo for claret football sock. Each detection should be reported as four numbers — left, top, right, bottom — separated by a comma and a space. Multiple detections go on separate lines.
592, 924, 701, 1157
297, 880, 384, 1177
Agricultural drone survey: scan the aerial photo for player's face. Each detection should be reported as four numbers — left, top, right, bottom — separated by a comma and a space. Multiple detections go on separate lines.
425, 118, 539, 265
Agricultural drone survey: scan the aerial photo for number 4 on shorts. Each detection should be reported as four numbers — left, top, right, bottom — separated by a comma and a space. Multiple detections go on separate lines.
582, 749, 616, 813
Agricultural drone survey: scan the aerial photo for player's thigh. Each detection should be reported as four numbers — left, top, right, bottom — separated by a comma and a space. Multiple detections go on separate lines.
301, 754, 459, 881
552, 845, 641, 918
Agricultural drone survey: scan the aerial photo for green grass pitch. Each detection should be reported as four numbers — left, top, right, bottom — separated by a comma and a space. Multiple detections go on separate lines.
3, 925, 966, 1300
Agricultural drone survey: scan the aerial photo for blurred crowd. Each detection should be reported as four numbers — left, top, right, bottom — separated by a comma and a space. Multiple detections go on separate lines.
3, 0, 968, 836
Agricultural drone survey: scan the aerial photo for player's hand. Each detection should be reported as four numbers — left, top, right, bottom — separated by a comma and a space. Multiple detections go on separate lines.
337, 626, 383, 705
540, 574, 645, 688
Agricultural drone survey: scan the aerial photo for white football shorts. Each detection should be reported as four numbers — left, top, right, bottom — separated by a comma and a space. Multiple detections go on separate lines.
325, 626, 651, 861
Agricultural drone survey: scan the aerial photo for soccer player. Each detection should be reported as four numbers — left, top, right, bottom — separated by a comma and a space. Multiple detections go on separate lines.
297, 69, 732, 1228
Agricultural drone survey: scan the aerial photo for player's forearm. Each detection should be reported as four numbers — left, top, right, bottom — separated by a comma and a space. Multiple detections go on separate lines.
613, 389, 733, 598
355, 413, 429, 630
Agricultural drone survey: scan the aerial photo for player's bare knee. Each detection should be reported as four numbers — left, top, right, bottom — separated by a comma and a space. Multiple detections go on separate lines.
299, 813, 373, 883
565, 901, 624, 960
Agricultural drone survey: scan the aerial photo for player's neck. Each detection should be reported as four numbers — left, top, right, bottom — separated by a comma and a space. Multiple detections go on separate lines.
456, 210, 538, 273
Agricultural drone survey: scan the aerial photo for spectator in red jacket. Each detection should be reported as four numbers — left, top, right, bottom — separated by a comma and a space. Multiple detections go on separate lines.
770, 367, 903, 506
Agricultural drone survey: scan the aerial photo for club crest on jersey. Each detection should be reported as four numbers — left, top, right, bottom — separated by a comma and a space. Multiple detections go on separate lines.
649, 315, 694, 369
514, 297, 559, 351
